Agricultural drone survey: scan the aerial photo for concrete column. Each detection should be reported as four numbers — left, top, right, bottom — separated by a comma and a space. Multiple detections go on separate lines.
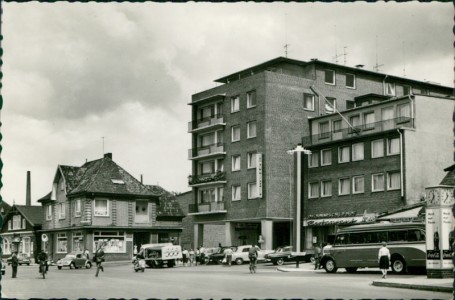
261, 220, 273, 250
225, 222, 235, 246
305, 227, 313, 250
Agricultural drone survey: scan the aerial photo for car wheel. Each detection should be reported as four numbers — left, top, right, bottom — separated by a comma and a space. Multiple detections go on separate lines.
324, 258, 338, 273
235, 258, 243, 265
391, 257, 406, 274
217, 259, 223, 265
27, 263, 30, 266
276, 258, 284, 266
345, 267, 358, 273
86, 262, 92, 269
58, 266, 62, 270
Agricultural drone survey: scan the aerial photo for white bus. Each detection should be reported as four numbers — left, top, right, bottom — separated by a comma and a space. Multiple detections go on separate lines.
320, 222, 425, 274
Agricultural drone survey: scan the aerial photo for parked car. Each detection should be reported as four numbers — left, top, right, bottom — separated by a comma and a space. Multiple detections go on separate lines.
207, 246, 237, 264
56, 252, 92, 269
196, 247, 218, 264
7, 253, 31, 266
1, 259, 6, 275
223, 245, 274, 265
264, 246, 314, 265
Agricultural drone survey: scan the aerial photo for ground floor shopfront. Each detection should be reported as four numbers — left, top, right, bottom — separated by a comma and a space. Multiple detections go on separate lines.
40, 227, 182, 262
1, 231, 41, 261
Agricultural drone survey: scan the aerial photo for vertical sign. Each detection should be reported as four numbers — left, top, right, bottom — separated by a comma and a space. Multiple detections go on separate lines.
256, 153, 263, 198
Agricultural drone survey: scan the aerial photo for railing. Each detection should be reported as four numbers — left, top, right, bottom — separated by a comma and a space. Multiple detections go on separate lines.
188, 114, 225, 132
188, 142, 225, 159
188, 171, 226, 186
305, 117, 413, 145
189, 201, 226, 214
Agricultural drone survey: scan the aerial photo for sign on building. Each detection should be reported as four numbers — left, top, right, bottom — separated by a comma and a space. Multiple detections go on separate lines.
256, 153, 263, 198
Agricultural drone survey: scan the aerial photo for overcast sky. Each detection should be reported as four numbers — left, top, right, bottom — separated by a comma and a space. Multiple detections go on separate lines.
2, 2, 453, 205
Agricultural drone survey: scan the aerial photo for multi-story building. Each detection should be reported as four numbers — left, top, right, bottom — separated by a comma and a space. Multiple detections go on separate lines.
188, 56, 452, 251
37, 153, 184, 261
301, 93, 454, 249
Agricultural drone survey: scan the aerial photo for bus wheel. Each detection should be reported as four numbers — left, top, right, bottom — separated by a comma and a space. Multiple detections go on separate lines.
345, 267, 357, 273
391, 257, 406, 274
324, 259, 337, 273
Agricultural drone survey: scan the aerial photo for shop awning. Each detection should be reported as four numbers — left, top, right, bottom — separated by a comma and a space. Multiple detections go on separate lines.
377, 206, 424, 220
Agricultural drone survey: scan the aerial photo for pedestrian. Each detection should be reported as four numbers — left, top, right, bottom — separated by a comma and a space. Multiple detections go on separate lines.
133, 245, 138, 256
182, 248, 189, 267
378, 241, 390, 279
84, 248, 90, 260
11, 252, 18, 278
224, 247, 233, 266
313, 243, 322, 270
188, 248, 195, 267
94, 243, 106, 277
195, 247, 200, 266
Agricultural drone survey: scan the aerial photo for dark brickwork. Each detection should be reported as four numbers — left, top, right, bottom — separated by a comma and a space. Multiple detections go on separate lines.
175, 191, 194, 250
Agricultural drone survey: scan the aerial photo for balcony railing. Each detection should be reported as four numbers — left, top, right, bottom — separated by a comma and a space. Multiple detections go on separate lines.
189, 201, 226, 214
188, 114, 225, 132
305, 117, 413, 146
188, 142, 225, 159
188, 171, 226, 186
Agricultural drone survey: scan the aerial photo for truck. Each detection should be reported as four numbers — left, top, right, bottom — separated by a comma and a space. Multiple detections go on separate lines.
138, 243, 182, 268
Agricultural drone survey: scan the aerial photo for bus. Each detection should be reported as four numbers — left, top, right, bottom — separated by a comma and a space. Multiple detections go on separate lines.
320, 222, 425, 274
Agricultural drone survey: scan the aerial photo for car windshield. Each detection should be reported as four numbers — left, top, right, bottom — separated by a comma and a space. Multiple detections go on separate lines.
65, 253, 78, 258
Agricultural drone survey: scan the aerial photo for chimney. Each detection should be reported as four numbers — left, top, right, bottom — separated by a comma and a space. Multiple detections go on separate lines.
140, 174, 143, 184
26, 171, 31, 206
104, 153, 112, 159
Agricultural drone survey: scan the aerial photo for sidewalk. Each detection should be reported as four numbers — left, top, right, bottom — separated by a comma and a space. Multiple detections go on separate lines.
277, 263, 453, 294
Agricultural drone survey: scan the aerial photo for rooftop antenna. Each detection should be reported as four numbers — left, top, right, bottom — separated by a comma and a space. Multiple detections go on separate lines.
374, 35, 384, 72
343, 46, 348, 66
332, 25, 342, 64
284, 12, 290, 58
102, 136, 106, 155
402, 41, 406, 77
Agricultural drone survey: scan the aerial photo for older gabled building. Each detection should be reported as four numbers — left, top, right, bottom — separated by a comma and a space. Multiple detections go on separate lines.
38, 153, 184, 261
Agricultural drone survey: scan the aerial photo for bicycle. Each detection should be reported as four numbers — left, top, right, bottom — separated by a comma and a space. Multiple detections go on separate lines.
249, 256, 257, 274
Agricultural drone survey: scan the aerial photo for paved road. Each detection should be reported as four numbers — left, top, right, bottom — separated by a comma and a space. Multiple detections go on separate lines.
1, 262, 451, 299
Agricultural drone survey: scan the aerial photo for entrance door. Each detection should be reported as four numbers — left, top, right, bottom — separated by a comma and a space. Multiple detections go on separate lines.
133, 232, 150, 253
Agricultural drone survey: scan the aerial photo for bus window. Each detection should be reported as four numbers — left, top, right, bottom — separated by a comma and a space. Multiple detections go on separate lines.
408, 229, 425, 241
365, 232, 379, 244
334, 234, 347, 245
389, 230, 407, 242
349, 232, 365, 244
377, 231, 387, 243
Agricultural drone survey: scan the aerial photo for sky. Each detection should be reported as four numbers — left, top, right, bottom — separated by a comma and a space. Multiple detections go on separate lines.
1, 2, 453, 206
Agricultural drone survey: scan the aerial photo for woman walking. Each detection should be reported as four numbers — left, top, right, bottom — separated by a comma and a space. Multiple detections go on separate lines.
378, 241, 390, 279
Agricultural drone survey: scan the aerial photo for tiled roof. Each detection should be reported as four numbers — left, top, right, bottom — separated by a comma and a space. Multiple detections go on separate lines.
37, 192, 52, 203
440, 166, 455, 186
15, 205, 43, 226
1, 200, 12, 215
146, 185, 185, 218
59, 165, 84, 192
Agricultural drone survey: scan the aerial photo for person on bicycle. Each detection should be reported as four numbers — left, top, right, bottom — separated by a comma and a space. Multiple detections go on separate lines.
248, 245, 259, 270
37, 250, 48, 274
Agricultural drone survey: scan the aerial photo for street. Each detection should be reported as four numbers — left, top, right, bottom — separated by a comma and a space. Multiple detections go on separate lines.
1, 262, 451, 299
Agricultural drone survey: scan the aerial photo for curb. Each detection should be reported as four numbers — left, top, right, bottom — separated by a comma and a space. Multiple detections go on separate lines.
372, 281, 453, 294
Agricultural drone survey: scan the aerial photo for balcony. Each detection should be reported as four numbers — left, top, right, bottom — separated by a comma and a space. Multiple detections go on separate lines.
188, 201, 227, 215
188, 114, 226, 133
305, 117, 414, 146
188, 171, 226, 187
188, 142, 226, 160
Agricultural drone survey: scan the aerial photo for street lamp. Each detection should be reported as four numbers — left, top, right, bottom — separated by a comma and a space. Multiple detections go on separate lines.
287, 144, 311, 252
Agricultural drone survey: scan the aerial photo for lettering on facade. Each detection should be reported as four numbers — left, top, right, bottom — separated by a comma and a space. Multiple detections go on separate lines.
256, 153, 263, 198
305, 216, 376, 227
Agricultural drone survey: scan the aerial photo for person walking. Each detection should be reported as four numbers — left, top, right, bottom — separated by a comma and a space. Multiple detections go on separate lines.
195, 247, 200, 266
188, 249, 195, 267
11, 252, 18, 278
94, 243, 106, 277
378, 241, 390, 279
313, 243, 322, 270
199, 245, 206, 265
84, 248, 90, 260
224, 247, 233, 266
182, 248, 189, 267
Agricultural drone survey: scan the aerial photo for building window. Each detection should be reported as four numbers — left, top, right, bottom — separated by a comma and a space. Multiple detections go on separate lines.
94, 199, 109, 217
57, 233, 68, 253
248, 182, 258, 199
303, 94, 315, 111
319, 122, 330, 139
199, 160, 215, 174
382, 106, 394, 121
325, 69, 335, 85
58, 203, 66, 219
231, 125, 240, 142
74, 199, 82, 217
22, 237, 31, 254
199, 188, 216, 203
339, 178, 351, 195
46, 205, 52, 220
352, 176, 365, 194
349, 115, 361, 133
73, 232, 84, 252
8, 220, 11, 230
332, 119, 342, 133
231, 96, 240, 113
247, 121, 257, 139
218, 187, 224, 202
363, 112, 375, 130
309, 153, 319, 168
325, 97, 336, 113
2, 238, 11, 255
247, 152, 257, 169
60, 181, 65, 191
403, 85, 412, 95
247, 91, 257, 108
387, 138, 400, 155
372, 173, 385, 192
135, 201, 149, 224
346, 73, 355, 89
321, 149, 332, 166
371, 139, 384, 158
321, 180, 332, 197
387, 172, 401, 190
309, 182, 319, 198
352, 143, 364, 161
199, 132, 215, 147
397, 103, 411, 121
232, 155, 241, 172
198, 105, 214, 120
93, 231, 126, 253
338, 146, 350, 163
232, 185, 241, 201
384, 82, 395, 96
13, 215, 21, 230
22, 218, 26, 229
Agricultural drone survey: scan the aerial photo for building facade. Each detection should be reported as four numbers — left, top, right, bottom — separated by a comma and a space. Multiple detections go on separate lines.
188, 56, 452, 251
38, 153, 184, 261
301, 94, 454, 249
